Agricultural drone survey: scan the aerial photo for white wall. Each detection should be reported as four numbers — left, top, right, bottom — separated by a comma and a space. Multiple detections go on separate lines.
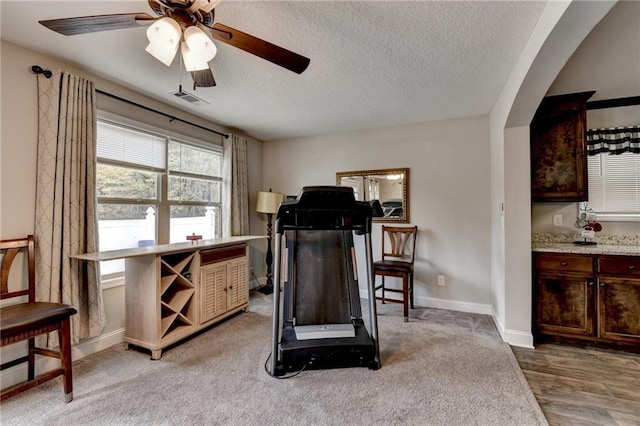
547, 1, 640, 100
264, 116, 494, 312
0, 40, 264, 388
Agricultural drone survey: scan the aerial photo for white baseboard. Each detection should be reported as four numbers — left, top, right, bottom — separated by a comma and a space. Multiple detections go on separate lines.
414, 295, 493, 315
491, 310, 534, 348
360, 289, 492, 315
361, 289, 534, 348
502, 329, 534, 348
1, 328, 125, 391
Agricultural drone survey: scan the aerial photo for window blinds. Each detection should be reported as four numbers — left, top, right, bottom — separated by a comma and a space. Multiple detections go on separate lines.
587, 151, 640, 215
97, 120, 166, 170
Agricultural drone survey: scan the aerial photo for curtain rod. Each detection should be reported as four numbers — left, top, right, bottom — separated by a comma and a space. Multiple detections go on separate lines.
587, 95, 640, 110
30, 64, 229, 139
95, 89, 229, 139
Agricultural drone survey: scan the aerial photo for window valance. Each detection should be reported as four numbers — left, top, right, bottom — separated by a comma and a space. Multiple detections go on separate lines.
587, 125, 640, 155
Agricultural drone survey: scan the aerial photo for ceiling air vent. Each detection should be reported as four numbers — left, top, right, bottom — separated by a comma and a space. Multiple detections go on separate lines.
172, 90, 209, 105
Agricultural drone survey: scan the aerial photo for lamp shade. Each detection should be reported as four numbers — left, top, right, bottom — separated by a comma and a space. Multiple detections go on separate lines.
146, 17, 181, 45
181, 42, 209, 72
184, 26, 217, 62
145, 17, 181, 66
146, 41, 180, 66
256, 191, 284, 214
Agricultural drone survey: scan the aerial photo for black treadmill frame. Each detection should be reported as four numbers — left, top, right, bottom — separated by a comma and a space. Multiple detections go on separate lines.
268, 186, 381, 376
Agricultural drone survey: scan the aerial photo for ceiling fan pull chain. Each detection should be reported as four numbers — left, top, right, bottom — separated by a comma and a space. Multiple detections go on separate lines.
178, 47, 184, 93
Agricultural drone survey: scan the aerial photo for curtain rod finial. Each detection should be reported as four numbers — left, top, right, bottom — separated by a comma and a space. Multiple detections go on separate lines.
31, 65, 52, 79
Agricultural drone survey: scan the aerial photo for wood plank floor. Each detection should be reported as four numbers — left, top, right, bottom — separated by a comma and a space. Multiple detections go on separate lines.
512, 343, 640, 426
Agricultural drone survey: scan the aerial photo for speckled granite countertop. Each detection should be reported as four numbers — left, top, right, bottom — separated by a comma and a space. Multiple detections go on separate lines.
532, 233, 640, 256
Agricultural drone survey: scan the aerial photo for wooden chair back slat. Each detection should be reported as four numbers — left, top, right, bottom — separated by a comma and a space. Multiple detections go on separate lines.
382, 226, 418, 263
0, 236, 35, 301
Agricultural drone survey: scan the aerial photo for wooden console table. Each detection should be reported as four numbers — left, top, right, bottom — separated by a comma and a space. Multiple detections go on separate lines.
72, 236, 264, 359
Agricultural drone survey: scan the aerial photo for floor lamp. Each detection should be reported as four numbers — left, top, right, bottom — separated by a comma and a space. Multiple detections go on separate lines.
256, 189, 284, 295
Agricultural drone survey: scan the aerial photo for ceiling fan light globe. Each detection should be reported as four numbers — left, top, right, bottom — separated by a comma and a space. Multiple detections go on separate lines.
146, 17, 181, 46
181, 42, 210, 72
184, 26, 217, 61
146, 40, 179, 67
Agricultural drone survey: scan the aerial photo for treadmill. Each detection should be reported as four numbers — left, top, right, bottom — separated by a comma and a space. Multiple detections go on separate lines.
268, 186, 382, 376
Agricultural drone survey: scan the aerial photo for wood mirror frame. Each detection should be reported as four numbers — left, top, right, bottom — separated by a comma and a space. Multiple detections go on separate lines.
336, 168, 409, 223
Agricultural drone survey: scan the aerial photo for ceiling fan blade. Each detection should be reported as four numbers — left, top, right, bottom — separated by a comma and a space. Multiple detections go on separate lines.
208, 23, 310, 74
191, 68, 216, 88
40, 13, 156, 36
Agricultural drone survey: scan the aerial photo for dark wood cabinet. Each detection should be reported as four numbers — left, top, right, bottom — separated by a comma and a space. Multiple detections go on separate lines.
535, 272, 595, 337
597, 256, 640, 345
530, 91, 594, 202
534, 253, 596, 337
533, 252, 640, 351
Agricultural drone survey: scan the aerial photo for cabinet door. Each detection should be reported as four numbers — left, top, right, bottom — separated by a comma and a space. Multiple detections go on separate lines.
530, 92, 593, 202
200, 263, 227, 323
227, 257, 249, 311
598, 277, 640, 344
535, 273, 596, 337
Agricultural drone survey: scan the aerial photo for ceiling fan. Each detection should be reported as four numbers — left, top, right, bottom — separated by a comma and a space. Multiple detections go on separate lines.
39, 0, 310, 89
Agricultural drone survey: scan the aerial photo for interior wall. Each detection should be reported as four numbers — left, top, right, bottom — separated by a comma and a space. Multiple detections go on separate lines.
263, 115, 493, 311
491, 0, 616, 346
547, 1, 639, 100
0, 40, 264, 380
490, 0, 573, 346
503, 126, 532, 336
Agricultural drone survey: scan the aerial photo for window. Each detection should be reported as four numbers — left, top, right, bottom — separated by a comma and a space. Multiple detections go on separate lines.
587, 152, 640, 220
96, 119, 223, 277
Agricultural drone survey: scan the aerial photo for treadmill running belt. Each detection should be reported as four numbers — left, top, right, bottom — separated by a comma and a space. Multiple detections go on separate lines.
291, 230, 351, 325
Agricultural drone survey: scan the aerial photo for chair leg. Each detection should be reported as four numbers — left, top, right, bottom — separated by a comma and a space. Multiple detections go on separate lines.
58, 319, 74, 403
402, 274, 409, 322
27, 337, 36, 381
410, 272, 415, 309
381, 276, 386, 303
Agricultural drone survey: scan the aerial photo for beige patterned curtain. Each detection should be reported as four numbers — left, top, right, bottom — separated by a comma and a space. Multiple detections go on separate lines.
35, 70, 104, 346
222, 134, 249, 236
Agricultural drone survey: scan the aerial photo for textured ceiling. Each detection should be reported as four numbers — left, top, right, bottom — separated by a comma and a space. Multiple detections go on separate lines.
1, 1, 547, 141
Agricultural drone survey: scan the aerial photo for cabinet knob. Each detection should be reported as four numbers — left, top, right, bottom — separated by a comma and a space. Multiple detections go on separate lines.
560, 261, 568, 267
629, 265, 636, 271
587, 281, 594, 286
600, 282, 607, 287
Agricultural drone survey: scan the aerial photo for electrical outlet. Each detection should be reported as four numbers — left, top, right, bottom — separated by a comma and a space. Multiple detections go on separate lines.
437, 275, 445, 286
553, 214, 563, 227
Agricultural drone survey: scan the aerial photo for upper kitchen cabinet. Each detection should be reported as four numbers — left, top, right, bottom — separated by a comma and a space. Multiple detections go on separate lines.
530, 91, 595, 202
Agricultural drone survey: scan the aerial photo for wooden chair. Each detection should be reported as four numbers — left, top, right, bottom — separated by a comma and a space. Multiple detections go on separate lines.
374, 226, 418, 322
0, 235, 77, 402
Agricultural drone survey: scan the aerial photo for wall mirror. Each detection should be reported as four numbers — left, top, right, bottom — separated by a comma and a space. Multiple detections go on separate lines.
336, 168, 409, 223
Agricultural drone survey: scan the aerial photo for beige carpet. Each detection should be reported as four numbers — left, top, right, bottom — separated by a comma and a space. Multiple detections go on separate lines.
0, 292, 546, 425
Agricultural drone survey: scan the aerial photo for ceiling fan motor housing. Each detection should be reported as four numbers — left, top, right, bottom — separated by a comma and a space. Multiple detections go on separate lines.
149, 0, 215, 29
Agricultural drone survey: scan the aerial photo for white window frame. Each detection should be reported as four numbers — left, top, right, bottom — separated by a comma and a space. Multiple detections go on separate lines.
96, 112, 223, 284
